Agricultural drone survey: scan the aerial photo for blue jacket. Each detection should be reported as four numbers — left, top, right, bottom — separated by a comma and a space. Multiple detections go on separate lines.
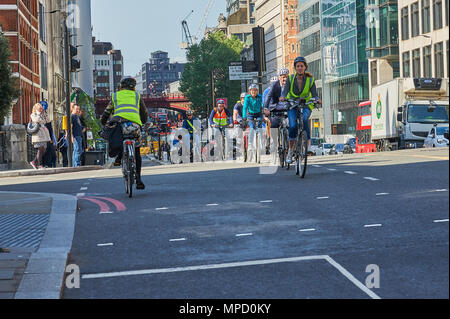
182, 117, 200, 136
243, 94, 263, 119
263, 81, 282, 110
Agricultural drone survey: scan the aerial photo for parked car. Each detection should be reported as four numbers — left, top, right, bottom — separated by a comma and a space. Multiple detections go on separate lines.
347, 138, 356, 153
309, 138, 324, 156
315, 143, 333, 156
424, 126, 449, 148
330, 143, 345, 155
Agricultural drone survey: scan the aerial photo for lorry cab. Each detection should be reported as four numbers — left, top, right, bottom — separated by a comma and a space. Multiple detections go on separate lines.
398, 100, 449, 148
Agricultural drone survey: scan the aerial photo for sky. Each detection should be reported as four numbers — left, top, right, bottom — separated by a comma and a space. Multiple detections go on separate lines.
91, 0, 226, 76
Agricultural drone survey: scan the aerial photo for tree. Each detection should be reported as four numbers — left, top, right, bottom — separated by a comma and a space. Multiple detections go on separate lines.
180, 31, 244, 117
0, 34, 20, 125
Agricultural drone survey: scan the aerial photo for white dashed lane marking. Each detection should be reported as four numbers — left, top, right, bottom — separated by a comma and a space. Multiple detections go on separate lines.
344, 171, 357, 175
364, 177, 380, 181
364, 224, 382, 228
260, 200, 273, 203
80, 187, 88, 191
206, 203, 219, 206
169, 238, 187, 242
155, 207, 169, 211
433, 219, 449, 223
376, 193, 389, 196
235, 233, 253, 237
299, 228, 316, 232
97, 243, 114, 247
316, 196, 329, 200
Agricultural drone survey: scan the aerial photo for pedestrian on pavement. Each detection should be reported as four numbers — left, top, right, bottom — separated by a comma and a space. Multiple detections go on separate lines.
70, 104, 84, 167
29, 103, 51, 170
41, 101, 57, 168
79, 108, 88, 166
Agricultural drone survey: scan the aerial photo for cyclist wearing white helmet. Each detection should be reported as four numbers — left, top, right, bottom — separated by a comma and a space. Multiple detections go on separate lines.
233, 92, 247, 127
262, 68, 290, 128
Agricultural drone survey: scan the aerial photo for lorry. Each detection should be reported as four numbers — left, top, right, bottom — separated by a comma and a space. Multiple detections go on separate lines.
371, 78, 449, 150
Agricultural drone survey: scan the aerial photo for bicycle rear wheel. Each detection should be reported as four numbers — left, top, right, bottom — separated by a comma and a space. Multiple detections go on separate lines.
127, 153, 135, 198
122, 155, 129, 195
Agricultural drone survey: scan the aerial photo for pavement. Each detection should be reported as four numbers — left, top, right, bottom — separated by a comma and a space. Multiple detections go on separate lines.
0, 192, 78, 299
0, 165, 104, 178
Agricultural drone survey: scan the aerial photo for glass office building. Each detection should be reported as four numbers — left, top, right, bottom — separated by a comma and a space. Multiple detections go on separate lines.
321, 0, 368, 135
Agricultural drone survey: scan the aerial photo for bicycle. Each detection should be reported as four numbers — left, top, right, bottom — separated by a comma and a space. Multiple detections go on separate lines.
287, 97, 321, 178
247, 116, 265, 164
269, 110, 289, 168
212, 125, 230, 161
122, 132, 138, 198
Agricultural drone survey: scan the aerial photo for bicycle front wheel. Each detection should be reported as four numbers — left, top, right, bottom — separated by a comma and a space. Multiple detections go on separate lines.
299, 130, 308, 178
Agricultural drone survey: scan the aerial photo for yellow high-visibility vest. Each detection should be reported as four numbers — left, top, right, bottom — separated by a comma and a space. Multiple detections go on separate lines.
112, 90, 142, 126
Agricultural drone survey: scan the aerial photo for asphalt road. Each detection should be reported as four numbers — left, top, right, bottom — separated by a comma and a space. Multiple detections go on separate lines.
1, 148, 448, 299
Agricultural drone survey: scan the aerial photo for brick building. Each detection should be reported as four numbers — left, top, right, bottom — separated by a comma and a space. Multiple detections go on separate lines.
0, 0, 41, 124
282, 0, 298, 73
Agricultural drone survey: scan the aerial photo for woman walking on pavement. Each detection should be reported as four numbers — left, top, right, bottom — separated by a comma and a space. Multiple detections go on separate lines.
29, 103, 51, 169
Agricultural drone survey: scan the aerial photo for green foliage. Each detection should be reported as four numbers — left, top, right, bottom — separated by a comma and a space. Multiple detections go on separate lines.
180, 31, 244, 117
0, 35, 20, 124
72, 89, 102, 146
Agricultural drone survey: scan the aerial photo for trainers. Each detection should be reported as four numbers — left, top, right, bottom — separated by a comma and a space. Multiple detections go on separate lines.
30, 161, 37, 170
286, 149, 293, 164
136, 178, 145, 190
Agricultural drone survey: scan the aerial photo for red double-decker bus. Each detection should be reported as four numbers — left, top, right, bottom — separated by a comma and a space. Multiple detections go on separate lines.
356, 101, 376, 153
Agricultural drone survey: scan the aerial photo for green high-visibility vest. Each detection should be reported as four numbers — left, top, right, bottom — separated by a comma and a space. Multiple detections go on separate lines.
112, 90, 142, 126
287, 74, 315, 110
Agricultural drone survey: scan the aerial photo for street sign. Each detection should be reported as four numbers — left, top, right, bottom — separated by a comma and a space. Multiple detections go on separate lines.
229, 61, 258, 81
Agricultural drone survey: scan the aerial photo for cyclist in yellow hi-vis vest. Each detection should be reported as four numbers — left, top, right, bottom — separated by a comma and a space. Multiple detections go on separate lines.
101, 76, 148, 190
280, 57, 321, 164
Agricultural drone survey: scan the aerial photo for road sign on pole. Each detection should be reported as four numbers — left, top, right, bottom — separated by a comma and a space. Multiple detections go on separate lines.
229, 61, 258, 81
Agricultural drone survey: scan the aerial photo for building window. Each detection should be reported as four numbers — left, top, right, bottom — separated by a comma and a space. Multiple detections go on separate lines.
423, 45, 432, 77
422, 0, 431, 33
433, 0, 443, 30
434, 42, 444, 77
412, 49, 421, 77
401, 6, 409, 40
446, 0, 449, 25
411, 2, 420, 37
40, 51, 48, 90
38, 3, 46, 43
403, 51, 411, 77
447, 40, 449, 77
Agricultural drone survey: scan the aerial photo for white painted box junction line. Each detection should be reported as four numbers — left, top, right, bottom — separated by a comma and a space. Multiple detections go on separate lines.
81, 255, 381, 299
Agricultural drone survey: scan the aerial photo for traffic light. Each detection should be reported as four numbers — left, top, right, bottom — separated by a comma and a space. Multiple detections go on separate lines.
252, 27, 266, 73
70, 45, 81, 72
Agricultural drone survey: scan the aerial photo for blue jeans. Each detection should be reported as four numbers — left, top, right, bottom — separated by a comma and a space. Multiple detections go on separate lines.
288, 108, 312, 141
72, 136, 83, 167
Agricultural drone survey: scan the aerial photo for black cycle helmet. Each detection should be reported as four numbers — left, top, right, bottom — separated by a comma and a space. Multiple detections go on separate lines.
294, 56, 308, 68
120, 76, 137, 90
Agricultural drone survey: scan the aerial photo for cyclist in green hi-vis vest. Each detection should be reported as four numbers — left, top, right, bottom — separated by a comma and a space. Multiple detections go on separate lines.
280, 56, 321, 164
101, 76, 148, 190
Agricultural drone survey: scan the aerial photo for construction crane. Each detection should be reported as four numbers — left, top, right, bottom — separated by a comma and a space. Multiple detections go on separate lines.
180, 10, 194, 49
194, 0, 214, 43
180, 0, 214, 49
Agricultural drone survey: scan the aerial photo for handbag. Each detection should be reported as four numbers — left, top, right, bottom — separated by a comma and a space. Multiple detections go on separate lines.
27, 122, 40, 135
